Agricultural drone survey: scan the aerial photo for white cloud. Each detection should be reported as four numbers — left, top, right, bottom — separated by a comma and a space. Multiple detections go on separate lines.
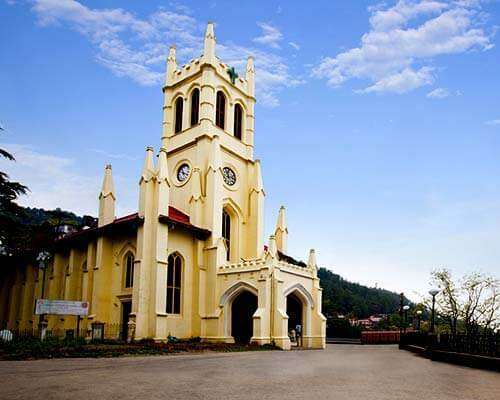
253, 22, 283, 49
313, 0, 493, 94
485, 119, 500, 126
427, 87, 451, 98
0, 143, 135, 216
362, 66, 435, 94
88, 148, 138, 161
29, 1, 296, 107
217, 43, 305, 107
288, 41, 300, 50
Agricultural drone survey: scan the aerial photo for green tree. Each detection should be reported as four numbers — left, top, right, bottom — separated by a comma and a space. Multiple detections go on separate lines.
0, 135, 28, 261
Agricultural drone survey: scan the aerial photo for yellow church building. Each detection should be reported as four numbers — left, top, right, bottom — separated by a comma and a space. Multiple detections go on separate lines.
0, 23, 326, 350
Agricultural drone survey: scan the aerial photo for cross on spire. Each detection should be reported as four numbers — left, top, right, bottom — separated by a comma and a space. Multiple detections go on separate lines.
227, 66, 238, 84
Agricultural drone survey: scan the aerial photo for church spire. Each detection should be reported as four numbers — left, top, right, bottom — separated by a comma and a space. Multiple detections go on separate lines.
275, 206, 288, 253
98, 164, 115, 227
204, 21, 216, 63
165, 45, 177, 86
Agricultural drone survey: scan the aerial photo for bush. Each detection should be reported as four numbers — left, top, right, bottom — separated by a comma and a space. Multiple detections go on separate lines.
326, 317, 362, 338
0, 335, 277, 360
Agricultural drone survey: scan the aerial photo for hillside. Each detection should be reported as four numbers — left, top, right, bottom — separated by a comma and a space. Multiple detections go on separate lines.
319, 268, 406, 319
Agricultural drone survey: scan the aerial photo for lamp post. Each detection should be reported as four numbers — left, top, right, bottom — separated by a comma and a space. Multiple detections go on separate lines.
399, 293, 404, 338
416, 310, 422, 331
429, 289, 439, 334
36, 251, 51, 339
403, 305, 410, 334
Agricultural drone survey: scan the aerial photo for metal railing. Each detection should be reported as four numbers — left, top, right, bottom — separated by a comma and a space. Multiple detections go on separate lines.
401, 332, 500, 358
2, 323, 127, 342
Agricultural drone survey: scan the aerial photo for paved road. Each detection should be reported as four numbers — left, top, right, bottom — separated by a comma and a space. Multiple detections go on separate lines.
0, 345, 498, 400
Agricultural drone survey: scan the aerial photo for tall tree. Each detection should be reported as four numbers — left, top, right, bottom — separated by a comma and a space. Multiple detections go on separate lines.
431, 268, 499, 335
0, 132, 28, 259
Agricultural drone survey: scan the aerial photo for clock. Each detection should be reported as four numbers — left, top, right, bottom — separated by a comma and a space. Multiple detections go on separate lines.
177, 163, 191, 182
222, 167, 236, 186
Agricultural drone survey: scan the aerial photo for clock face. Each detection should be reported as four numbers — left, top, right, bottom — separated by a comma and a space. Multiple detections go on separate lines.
222, 167, 236, 186
177, 163, 191, 182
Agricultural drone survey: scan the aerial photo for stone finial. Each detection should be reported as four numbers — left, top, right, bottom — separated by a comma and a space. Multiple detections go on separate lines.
268, 235, 278, 258
156, 147, 170, 216
308, 249, 317, 270
165, 45, 177, 85
98, 164, 115, 227
276, 206, 286, 231
100, 164, 115, 199
157, 147, 170, 184
190, 166, 202, 201
275, 205, 288, 253
208, 135, 221, 171
253, 159, 264, 192
246, 56, 255, 97
204, 21, 216, 62
141, 146, 155, 182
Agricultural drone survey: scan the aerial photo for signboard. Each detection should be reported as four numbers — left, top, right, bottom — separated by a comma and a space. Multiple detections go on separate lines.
35, 299, 89, 316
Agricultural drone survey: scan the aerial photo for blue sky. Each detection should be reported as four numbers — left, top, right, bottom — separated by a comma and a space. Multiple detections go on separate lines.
1, 0, 500, 300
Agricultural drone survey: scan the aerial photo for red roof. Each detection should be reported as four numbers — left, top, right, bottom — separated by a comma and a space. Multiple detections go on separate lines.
168, 206, 190, 224
54, 206, 210, 246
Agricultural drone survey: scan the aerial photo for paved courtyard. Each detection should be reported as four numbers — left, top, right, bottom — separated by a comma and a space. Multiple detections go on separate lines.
0, 345, 498, 400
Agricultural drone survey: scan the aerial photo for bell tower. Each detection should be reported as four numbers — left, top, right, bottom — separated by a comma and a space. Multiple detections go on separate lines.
160, 22, 264, 262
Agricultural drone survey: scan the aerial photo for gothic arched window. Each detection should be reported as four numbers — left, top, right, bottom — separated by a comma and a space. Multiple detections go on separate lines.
190, 88, 200, 126
174, 97, 183, 133
234, 104, 243, 140
222, 210, 231, 261
216, 91, 226, 129
166, 253, 182, 314
124, 252, 134, 288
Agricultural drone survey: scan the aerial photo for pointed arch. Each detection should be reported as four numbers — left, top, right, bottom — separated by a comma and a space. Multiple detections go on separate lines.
190, 87, 200, 126
166, 252, 183, 314
220, 281, 259, 340
222, 197, 244, 221
233, 103, 243, 140
284, 283, 313, 343
117, 242, 137, 262
174, 96, 184, 133
216, 90, 226, 129
123, 251, 135, 289
222, 199, 243, 262
219, 281, 259, 307
283, 283, 314, 308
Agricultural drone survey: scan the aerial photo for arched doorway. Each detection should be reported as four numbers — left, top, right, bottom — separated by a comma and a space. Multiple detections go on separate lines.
231, 290, 257, 344
287, 293, 303, 344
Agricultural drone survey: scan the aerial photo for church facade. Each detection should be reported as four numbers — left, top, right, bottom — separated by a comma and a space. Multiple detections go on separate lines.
0, 23, 326, 350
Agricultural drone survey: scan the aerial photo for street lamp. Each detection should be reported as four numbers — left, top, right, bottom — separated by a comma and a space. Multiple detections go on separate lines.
403, 305, 410, 333
416, 310, 423, 331
37, 251, 51, 339
429, 289, 439, 334
399, 293, 404, 337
